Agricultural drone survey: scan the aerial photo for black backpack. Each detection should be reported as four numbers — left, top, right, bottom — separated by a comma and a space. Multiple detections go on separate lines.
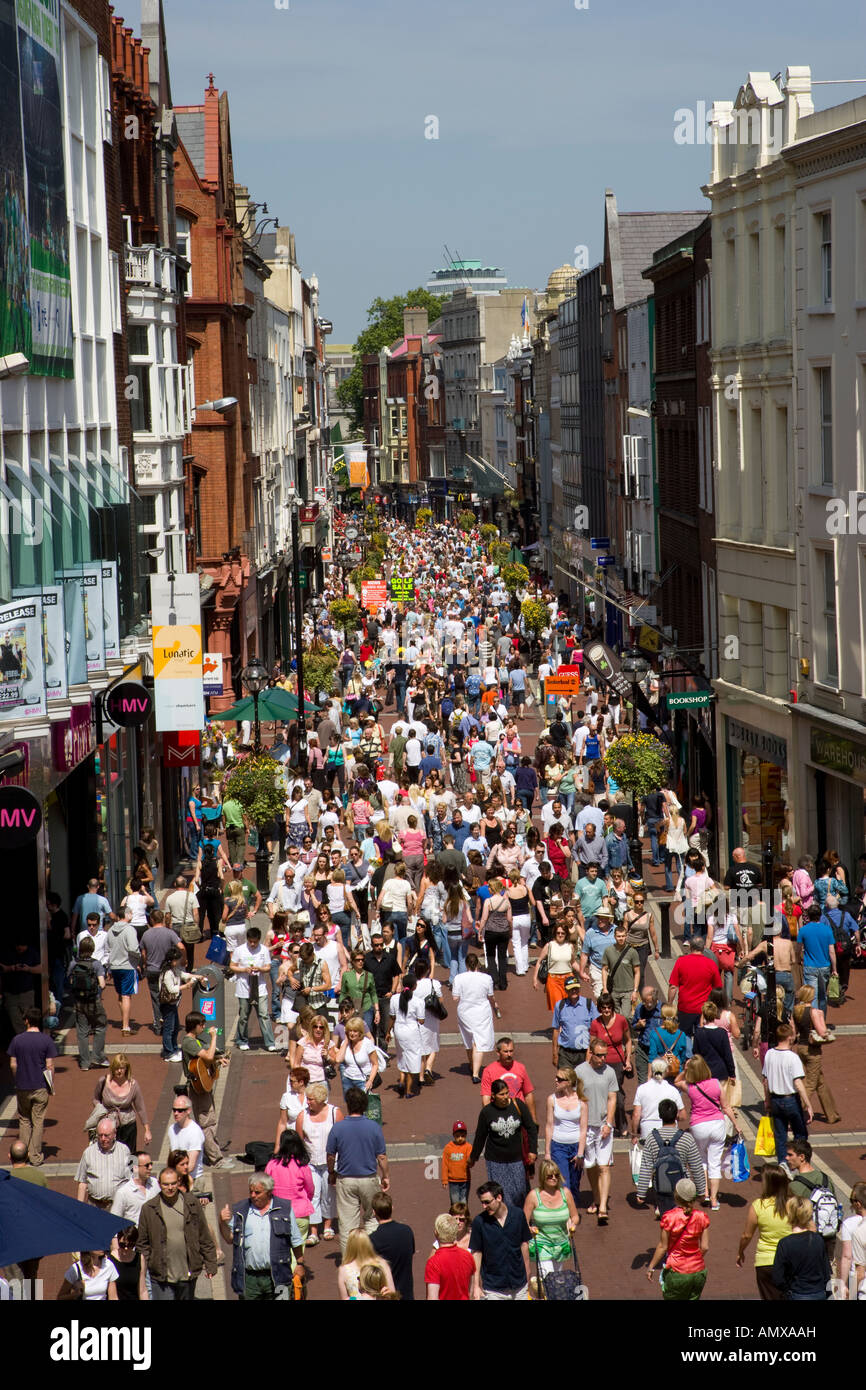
823, 909, 852, 955
68, 959, 100, 1003
651, 1129, 687, 1196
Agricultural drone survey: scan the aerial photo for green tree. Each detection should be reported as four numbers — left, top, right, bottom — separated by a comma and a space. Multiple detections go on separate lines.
490, 541, 510, 567
521, 599, 548, 636
328, 598, 363, 634
416, 507, 433, 528
304, 642, 339, 699
480, 523, 499, 544
337, 287, 447, 428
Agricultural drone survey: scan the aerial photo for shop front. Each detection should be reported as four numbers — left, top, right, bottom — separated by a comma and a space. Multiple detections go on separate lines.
793, 713, 866, 873
724, 715, 790, 868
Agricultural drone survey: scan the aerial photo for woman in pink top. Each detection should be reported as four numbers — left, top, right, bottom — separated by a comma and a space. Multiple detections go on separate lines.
791, 857, 815, 911
400, 814, 427, 894
675, 1056, 740, 1211
265, 1130, 315, 1243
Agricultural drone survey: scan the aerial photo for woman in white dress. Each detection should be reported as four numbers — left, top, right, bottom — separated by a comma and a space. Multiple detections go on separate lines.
296, 1083, 342, 1245
387, 973, 426, 1098
413, 957, 444, 1085
452, 951, 496, 1083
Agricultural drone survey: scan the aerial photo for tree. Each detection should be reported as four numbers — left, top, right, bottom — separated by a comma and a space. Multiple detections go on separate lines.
337, 287, 447, 429
490, 541, 510, 567
304, 642, 339, 699
521, 599, 548, 636
480, 523, 498, 544
328, 598, 362, 634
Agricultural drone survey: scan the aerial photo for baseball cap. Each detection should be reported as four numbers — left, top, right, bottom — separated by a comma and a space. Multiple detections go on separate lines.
564, 976, 581, 991
452, 1121, 467, 1134
231, 863, 245, 873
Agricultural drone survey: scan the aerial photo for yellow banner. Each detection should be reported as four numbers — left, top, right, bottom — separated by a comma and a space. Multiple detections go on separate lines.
153, 625, 203, 679
638, 625, 662, 653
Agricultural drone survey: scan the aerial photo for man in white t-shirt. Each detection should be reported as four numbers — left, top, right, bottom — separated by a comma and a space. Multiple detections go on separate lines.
762, 1024, 813, 1165
571, 718, 589, 762
541, 798, 574, 835
377, 777, 400, 806
405, 729, 423, 783
167, 1098, 206, 1180
230, 927, 277, 1052
312, 921, 347, 992
459, 792, 482, 826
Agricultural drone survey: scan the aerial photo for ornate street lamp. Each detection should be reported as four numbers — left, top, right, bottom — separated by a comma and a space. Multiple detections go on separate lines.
241, 655, 272, 896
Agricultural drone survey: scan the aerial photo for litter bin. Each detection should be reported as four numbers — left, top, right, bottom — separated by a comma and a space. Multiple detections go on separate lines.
193, 963, 226, 1053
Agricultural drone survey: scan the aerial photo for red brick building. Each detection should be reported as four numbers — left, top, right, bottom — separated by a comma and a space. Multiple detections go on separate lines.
174, 76, 254, 705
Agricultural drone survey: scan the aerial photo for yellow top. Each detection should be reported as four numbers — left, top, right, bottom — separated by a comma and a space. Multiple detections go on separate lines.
753, 1198, 792, 1266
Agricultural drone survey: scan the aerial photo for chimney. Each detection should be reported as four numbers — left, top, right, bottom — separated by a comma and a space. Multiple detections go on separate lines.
403, 306, 428, 339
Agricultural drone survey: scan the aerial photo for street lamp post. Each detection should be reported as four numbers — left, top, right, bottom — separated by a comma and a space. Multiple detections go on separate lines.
620, 648, 651, 875
241, 656, 272, 896
290, 502, 307, 762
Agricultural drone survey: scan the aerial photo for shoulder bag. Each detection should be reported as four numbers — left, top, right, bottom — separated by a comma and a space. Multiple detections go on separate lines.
426, 980, 448, 1021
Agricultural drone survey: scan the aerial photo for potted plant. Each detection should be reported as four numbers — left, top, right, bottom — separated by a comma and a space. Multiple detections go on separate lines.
223, 754, 286, 838
490, 541, 510, 568
480, 522, 499, 544
416, 506, 433, 528
457, 509, 476, 532
328, 597, 363, 646
304, 641, 339, 699
501, 561, 530, 595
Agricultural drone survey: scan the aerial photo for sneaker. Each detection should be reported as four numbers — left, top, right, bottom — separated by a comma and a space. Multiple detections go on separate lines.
265, 1045, 278, 1052
94, 1060, 110, 1067
236, 1042, 250, 1051
168, 1051, 183, 1062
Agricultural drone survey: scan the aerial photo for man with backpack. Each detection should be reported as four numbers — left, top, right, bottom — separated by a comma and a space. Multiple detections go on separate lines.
635, 1098, 706, 1215
68, 936, 108, 1071
465, 666, 482, 717
821, 895, 858, 1005
787, 1139, 842, 1249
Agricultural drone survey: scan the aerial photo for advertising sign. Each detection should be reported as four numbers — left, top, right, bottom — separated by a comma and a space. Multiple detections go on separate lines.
637, 625, 662, 654
57, 566, 105, 675
544, 671, 581, 697
666, 690, 713, 709
202, 653, 224, 697
809, 727, 866, 786
13, 584, 67, 700
103, 681, 152, 727
360, 580, 387, 612
162, 731, 201, 767
0, 0, 73, 377
151, 574, 205, 732
101, 561, 120, 661
51, 699, 95, 774
0, 785, 41, 846
388, 577, 415, 602
0, 596, 45, 719
344, 443, 369, 490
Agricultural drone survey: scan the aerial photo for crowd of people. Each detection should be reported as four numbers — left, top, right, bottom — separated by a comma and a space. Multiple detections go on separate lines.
2, 511, 864, 1304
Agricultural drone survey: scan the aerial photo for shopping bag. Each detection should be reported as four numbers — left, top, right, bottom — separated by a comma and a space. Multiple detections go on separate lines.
754, 1116, 776, 1158
366, 1093, 383, 1125
828, 974, 840, 1003
630, 1142, 643, 1185
206, 935, 229, 966
728, 1139, 750, 1183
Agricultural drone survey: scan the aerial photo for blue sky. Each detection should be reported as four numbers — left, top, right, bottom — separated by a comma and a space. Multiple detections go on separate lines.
161, 0, 863, 343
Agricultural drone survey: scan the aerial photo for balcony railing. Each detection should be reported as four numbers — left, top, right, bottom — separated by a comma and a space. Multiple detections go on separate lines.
124, 245, 180, 295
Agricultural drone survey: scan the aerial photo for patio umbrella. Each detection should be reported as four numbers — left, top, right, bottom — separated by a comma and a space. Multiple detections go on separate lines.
0, 1169, 131, 1266
218, 688, 317, 722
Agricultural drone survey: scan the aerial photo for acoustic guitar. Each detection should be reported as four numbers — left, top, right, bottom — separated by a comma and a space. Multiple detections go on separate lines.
188, 1053, 220, 1094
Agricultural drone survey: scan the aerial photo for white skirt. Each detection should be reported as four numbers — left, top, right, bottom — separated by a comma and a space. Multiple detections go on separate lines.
456, 1001, 495, 1054
392, 1018, 424, 1075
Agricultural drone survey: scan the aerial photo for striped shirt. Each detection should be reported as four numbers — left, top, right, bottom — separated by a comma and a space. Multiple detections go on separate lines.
75, 1140, 134, 1202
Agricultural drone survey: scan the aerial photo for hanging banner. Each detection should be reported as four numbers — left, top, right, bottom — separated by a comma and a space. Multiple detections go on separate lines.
361, 580, 387, 612
57, 566, 105, 675
0, 0, 73, 377
344, 442, 369, 490
202, 653, 224, 697
101, 561, 120, 661
13, 583, 67, 700
151, 574, 205, 732
0, 596, 46, 719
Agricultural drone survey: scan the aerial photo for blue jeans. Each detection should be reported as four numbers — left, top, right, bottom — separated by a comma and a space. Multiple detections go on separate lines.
646, 819, 661, 866
340, 1064, 369, 1102
665, 852, 683, 893
161, 1002, 179, 1058
559, 791, 575, 815
517, 791, 534, 813
395, 683, 407, 714
776, 971, 795, 1015
768, 1093, 808, 1165
448, 936, 470, 985
448, 1181, 469, 1205
804, 966, 830, 1019
270, 958, 282, 1020
332, 912, 353, 949
389, 912, 409, 942
430, 921, 452, 968
549, 1139, 583, 1204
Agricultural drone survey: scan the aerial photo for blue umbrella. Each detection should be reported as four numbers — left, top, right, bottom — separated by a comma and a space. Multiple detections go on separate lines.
0, 1169, 132, 1265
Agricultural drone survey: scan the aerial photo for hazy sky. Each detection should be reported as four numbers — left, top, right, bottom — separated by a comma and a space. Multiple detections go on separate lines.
160, 0, 862, 343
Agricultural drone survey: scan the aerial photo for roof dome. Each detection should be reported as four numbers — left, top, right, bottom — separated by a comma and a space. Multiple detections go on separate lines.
547, 264, 579, 296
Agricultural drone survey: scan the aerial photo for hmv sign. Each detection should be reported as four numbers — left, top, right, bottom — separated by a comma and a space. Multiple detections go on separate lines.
0, 786, 42, 847
104, 682, 153, 728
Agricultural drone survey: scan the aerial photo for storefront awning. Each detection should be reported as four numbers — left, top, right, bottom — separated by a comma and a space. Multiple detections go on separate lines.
2, 461, 64, 528
49, 455, 103, 517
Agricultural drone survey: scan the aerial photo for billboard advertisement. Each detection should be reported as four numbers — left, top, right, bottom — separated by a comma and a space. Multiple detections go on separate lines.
151, 574, 205, 732
0, 0, 73, 377
0, 595, 45, 719
57, 565, 106, 675
13, 583, 67, 699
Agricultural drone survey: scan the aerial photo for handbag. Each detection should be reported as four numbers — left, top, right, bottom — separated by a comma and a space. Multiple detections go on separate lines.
84, 1081, 109, 1132
630, 1141, 643, 1185
537, 948, 550, 985
754, 1115, 776, 1158
206, 935, 229, 966
728, 1137, 751, 1182
426, 985, 448, 1021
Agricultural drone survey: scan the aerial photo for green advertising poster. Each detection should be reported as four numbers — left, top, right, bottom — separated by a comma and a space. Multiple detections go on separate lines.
0, 0, 72, 377
388, 577, 415, 602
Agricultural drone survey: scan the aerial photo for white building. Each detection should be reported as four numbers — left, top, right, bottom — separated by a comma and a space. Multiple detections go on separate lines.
708, 66, 866, 870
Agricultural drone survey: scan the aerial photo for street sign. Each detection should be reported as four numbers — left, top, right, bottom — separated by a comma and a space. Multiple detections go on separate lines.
545, 672, 581, 697
637, 626, 662, 654
666, 691, 714, 709
597, 555, 615, 567
361, 580, 388, 612
298, 571, 307, 588
590, 537, 611, 549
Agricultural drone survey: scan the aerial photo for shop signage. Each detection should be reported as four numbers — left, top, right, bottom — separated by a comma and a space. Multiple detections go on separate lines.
202, 654, 224, 697
0, 786, 42, 847
13, 585, 68, 701
151, 575, 205, 733
0, 741, 29, 787
52, 701, 95, 774
637, 625, 662, 654
162, 731, 201, 767
809, 728, 866, 786
667, 691, 714, 709
57, 566, 106, 675
102, 562, 120, 661
103, 682, 152, 728
726, 718, 787, 769
388, 577, 415, 602
590, 538, 611, 549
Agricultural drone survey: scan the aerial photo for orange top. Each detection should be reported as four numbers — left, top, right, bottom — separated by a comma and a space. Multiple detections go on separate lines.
441, 1140, 471, 1183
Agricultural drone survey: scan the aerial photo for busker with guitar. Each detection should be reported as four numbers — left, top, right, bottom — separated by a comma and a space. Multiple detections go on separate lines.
181, 1011, 233, 1169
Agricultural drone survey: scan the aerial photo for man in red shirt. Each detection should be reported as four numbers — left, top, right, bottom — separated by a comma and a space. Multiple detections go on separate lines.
668, 938, 722, 1037
425, 1213, 475, 1300
480, 1037, 538, 1123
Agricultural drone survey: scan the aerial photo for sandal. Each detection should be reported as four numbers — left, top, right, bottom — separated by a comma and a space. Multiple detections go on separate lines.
597, 1210, 609, 1225
322, 1229, 335, 1241
586, 1204, 599, 1215
306, 1232, 320, 1246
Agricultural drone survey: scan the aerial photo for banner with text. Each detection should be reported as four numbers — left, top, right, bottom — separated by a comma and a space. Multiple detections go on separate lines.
151, 574, 205, 732
57, 566, 105, 675
13, 583, 67, 700
0, 595, 45, 719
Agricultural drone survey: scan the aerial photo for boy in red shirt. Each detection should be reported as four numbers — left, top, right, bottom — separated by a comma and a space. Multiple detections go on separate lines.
440, 1121, 471, 1204
425, 1213, 475, 1301
669, 938, 722, 1037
